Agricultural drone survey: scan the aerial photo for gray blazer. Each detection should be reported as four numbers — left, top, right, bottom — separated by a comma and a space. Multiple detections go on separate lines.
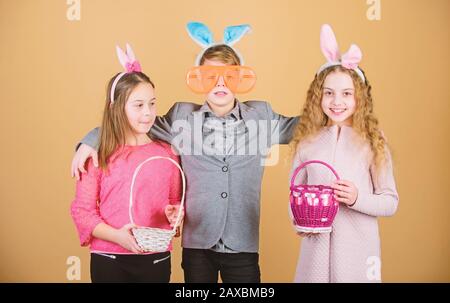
80, 100, 299, 252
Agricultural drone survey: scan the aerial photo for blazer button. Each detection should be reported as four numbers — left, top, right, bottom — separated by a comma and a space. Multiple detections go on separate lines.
222, 166, 228, 172
221, 192, 228, 199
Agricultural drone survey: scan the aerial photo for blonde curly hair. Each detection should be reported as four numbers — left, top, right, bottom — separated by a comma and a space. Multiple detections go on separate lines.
290, 65, 388, 175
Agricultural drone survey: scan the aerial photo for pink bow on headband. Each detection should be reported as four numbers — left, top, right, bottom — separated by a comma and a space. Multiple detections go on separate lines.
110, 43, 142, 104
320, 24, 362, 70
116, 43, 142, 73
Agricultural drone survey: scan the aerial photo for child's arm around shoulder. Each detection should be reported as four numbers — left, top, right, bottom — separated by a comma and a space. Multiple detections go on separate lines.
245, 100, 300, 145
266, 101, 300, 145
74, 101, 195, 153
151, 101, 203, 142
71, 102, 187, 180
150, 102, 183, 143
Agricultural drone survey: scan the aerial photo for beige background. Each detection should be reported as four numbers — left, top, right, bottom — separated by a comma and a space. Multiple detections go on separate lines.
0, 0, 449, 282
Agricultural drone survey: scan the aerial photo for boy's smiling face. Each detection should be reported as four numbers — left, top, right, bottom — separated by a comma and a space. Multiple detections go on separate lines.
203, 59, 236, 115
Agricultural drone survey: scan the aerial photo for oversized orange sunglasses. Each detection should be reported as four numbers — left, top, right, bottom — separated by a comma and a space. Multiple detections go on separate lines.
186, 65, 257, 94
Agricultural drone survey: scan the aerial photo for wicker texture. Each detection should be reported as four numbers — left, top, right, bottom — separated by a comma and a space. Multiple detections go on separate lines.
290, 160, 340, 233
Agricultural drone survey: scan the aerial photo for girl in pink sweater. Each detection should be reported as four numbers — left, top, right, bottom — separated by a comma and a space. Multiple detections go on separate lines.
70, 44, 183, 283
289, 25, 399, 282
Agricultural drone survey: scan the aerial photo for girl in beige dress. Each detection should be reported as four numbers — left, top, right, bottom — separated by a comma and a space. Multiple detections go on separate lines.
289, 24, 399, 283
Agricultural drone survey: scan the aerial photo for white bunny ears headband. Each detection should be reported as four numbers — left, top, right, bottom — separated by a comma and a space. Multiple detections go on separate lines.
110, 43, 142, 104
318, 24, 365, 82
186, 22, 252, 66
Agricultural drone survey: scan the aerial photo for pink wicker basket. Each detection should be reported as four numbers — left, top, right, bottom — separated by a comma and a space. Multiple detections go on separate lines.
290, 160, 340, 233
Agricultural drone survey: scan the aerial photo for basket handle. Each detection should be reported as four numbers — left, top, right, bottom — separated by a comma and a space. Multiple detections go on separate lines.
290, 160, 340, 188
129, 156, 186, 234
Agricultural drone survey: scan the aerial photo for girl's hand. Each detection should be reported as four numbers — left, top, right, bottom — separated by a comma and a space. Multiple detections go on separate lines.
331, 180, 358, 206
175, 226, 181, 238
113, 223, 143, 254
165, 205, 184, 227
71, 143, 98, 181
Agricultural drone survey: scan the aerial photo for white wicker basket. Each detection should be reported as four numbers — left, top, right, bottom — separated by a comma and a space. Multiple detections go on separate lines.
128, 156, 186, 253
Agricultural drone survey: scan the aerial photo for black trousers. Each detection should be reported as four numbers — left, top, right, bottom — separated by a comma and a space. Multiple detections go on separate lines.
90, 252, 171, 283
181, 248, 261, 283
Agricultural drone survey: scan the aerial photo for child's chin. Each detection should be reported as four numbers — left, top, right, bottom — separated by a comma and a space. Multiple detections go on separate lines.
136, 127, 152, 134
208, 96, 234, 106
326, 113, 350, 122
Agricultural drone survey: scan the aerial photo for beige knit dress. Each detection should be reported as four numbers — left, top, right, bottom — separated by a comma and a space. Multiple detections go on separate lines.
290, 125, 399, 283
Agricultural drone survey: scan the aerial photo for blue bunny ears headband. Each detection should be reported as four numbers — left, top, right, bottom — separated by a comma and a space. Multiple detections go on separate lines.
186, 22, 252, 66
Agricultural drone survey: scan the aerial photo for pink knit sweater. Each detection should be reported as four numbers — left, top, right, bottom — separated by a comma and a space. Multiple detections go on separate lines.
70, 141, 181, 254
290, 125, 399, 282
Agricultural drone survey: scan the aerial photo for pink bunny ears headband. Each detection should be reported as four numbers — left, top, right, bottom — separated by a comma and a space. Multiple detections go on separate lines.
317, 24, 365, 82
110, 43, 142, 104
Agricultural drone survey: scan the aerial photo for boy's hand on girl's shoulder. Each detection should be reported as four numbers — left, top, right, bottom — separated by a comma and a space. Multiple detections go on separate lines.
71, 143, 98, 180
